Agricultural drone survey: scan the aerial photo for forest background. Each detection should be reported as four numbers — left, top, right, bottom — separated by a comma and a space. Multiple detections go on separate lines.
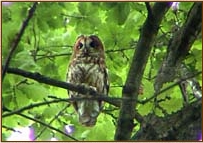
1, 2, 202, 141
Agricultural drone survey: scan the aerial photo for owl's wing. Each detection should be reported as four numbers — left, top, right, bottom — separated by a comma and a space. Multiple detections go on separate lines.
66, 63, 84, 112
98, 67, 109, 109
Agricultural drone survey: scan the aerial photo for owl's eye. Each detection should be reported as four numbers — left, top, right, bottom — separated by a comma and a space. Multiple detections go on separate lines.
78, 42, 83, 49
89, 41, 97, 48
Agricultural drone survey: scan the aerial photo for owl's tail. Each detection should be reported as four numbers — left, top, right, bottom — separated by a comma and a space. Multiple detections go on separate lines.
77, 99, 100, 126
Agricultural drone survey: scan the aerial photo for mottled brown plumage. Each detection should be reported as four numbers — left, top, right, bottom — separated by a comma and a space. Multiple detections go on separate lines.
67, 35, 109, 126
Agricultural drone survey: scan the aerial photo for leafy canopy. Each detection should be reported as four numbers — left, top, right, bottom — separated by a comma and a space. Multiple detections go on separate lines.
2, 2, 201, 141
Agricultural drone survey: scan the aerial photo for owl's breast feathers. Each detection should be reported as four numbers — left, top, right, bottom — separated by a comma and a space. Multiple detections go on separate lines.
70, 56, 106, 69
69, 56, 108, 93
67, 56, 108, 126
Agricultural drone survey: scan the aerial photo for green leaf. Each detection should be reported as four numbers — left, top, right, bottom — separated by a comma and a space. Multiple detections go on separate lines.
42, 106, 59, 119
15, 88, 31, 107
108, 71, 123, 85
20, 83, 48, 102
11, 50, 40, 71
117, 3, 130, 25
87, 114, 114, 140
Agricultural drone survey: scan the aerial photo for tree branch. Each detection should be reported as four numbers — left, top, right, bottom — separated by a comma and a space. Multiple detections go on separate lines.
2, 2, 38, 81
2, 99, 70, 118
35, 47, 136, 61
154, 2, 202, 91
4, 66, 121, 107
3, 107, 77, 140
139, 71, 202, 104
2, 96, 121, 118
114, 2, 171, 140
2, 125, 20, 133
12, 112, 78, 141
145, 2, 153, 19
131, 100, 202, 140
4, 66, 200, 120
34, 104, 70, 140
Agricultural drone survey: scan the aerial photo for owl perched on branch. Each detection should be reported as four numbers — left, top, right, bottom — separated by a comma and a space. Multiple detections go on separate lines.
67, 35, 109, 126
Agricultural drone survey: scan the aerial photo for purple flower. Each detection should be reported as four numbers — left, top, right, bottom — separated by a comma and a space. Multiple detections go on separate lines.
198, 132, 202, 141
7, 126, 35, 141
171, 2, 179, 12
2, 2, 12, 6
28, 126, 35, 141
64, 124, 75, 135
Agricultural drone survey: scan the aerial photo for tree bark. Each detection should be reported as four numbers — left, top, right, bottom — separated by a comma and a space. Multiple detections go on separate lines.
131, 100, 202, 140
114, 2, 171, 140
154, 2, 202, 91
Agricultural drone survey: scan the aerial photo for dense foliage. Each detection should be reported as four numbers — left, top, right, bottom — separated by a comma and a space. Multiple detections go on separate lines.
2, 2, 202, 141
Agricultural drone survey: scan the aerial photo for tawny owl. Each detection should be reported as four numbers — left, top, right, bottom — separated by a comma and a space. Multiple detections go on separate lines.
67, 35, 109, 126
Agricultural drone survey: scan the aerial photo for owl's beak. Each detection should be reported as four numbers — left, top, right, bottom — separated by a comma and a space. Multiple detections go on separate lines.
83, 47, 88, 53
83, 47, 89, 56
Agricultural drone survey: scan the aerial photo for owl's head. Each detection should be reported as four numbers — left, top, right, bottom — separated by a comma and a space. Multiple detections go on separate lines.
72, 35, 105, 59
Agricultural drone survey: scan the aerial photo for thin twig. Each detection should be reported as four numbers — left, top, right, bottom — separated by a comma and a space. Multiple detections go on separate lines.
34, 104, 70, 140
61, 13, 85, 19
2, 2, 38, 81
2, 125, 21, 133
35, 47, 136, 61
140, 71, 202, 104
3, 107, 77, 140
2, 96, 121, 118
17, 112, 78, 141
2, 99, 66, 118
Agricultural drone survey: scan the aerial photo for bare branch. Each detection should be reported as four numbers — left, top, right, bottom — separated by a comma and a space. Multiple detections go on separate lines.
3, 107, 77, 140
5, 66, 121, 107
2, 125, 20, 133
2, 2, 38, 81
2, 99, 70, 118
2, 96, 121, 118
34, 104, 70, 140
8, 111, 78, 141
61, 13, 85, 19
35, 47, 136, 61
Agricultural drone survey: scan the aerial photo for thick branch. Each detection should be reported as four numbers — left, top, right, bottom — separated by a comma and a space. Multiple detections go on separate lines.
2, 2, 38, 81
5, 66, 200, 119
5, 66, 121, 107
154, 2, 202, 91
131, 100, 202, 140
114, 2, 171, 140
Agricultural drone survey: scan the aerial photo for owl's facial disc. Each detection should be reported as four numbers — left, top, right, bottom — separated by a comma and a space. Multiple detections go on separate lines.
77, 37, 100, 57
